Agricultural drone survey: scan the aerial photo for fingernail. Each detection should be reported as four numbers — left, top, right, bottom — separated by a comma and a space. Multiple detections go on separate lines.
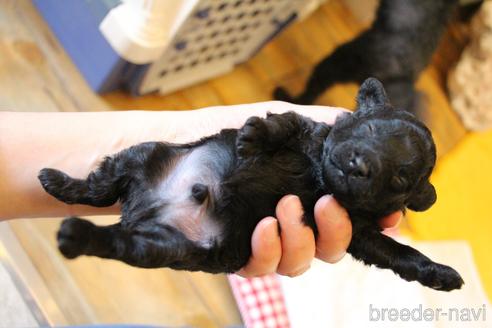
329, 252, 346, 263
286, 265, 311, 278
316, 195, 344, 220
278, 195, 303, 223
316, 247, 346, 264
262, 217, 280, 244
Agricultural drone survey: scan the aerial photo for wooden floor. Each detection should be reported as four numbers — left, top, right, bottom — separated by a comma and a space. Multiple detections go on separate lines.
103, 0, 469, 157
0, 0, 471, 327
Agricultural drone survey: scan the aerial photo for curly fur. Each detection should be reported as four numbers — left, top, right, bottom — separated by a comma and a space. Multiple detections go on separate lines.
274, 0, 459, 115
39, 78, 463, 291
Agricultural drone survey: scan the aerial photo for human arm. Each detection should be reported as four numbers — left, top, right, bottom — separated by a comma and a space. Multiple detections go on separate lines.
0, 102, 343, 220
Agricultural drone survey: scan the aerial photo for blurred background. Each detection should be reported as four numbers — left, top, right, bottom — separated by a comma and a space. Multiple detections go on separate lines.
0, 0, 491, 327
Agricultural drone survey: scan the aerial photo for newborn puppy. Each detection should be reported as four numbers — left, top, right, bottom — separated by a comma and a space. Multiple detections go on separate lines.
39, 78, 463, 291
274, 0, 458, 114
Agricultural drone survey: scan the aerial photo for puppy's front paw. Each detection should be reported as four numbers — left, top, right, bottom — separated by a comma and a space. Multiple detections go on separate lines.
236, 116, 268, 158
57, 217, 94, 259
38, 168, 75, 204
418, 262, 464, 291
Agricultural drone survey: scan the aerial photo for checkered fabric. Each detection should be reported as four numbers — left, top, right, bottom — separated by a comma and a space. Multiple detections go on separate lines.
228, 274, 290, 328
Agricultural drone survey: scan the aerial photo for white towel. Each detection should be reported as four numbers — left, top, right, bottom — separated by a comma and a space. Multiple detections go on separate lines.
280, 240, 492, 328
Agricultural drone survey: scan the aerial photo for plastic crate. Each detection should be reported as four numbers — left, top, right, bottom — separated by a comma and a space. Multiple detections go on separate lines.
34, 0, 326, 96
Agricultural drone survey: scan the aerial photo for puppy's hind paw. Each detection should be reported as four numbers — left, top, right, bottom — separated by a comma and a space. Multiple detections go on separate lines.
273, 87, 294, 102
418, 262, 464, 291
236, 116, 268, 158
38, 168, 75, 203
57, 217, 94, 259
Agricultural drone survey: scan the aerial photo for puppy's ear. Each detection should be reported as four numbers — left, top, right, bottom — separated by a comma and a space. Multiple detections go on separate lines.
356, 78, 390, 112
407, 182, 437, 211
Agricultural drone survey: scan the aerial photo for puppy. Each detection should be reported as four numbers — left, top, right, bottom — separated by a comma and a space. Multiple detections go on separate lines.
274, 0, 458, 114
39, 78, 463, 291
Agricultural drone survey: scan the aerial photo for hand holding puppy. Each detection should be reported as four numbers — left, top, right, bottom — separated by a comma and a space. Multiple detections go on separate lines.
239, 194, 401, 277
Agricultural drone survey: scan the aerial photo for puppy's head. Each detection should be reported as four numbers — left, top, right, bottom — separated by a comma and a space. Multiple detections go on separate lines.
322, 78, 437, 217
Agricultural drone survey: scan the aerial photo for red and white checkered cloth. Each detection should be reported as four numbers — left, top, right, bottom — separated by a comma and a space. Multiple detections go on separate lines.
228, 274, 290, 328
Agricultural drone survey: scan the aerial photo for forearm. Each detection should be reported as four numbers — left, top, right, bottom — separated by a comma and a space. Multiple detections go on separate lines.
0, 111, 140, 219
0, 102, 344, 220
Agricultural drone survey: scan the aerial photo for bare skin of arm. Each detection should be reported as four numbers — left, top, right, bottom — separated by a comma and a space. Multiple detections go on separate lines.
0, 102, 400, 276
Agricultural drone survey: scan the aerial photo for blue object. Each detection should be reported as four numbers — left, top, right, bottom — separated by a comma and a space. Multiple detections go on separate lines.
32, 0, 148, 93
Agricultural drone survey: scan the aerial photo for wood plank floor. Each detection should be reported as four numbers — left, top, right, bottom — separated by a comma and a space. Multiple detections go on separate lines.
103, 0, 469, 157
0, 0, 470, 327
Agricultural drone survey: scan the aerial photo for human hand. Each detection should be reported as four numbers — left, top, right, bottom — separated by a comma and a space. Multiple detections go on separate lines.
237, 194, 402, 277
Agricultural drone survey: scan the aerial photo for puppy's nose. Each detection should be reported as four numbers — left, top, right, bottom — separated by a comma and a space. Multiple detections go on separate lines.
191, 183, 209, 203
348, 155, 370, 178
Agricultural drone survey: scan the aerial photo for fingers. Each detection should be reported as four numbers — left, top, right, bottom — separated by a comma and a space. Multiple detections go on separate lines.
262, 101, 347, 125
314, 195, 352, 263
248, 195, 352, 275
275, 195, 316, 277
237, 195, 316, 278
239, 194, 352, 277
379, 211, 402, 229
236, 217, 282, 278
238, 194, 404, 278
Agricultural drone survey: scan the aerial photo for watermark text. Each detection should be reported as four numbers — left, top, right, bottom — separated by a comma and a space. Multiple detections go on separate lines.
369, 304, 487, 322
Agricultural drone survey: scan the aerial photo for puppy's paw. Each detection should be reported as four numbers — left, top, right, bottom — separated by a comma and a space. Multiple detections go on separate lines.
273, 87, 294, 102
57, 217, 94, 259
237, 116, 268, 158
38, 168, 76, 204
418, 262, 464, 291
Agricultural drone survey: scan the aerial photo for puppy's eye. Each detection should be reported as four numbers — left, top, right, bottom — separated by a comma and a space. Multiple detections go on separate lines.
391, 175, 408, 191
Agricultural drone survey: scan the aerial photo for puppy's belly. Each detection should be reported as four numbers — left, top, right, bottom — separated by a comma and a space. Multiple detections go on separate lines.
159, 203, 220, 248
154, 145, 226, 248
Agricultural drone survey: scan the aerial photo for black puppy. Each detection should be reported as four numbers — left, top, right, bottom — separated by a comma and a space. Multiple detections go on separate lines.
274, 0, 458, 114
39, 78, 463, 291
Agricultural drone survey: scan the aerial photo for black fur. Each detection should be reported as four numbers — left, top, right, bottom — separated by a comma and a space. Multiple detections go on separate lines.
273, 0, 459, 114
39, 78, 463, 291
